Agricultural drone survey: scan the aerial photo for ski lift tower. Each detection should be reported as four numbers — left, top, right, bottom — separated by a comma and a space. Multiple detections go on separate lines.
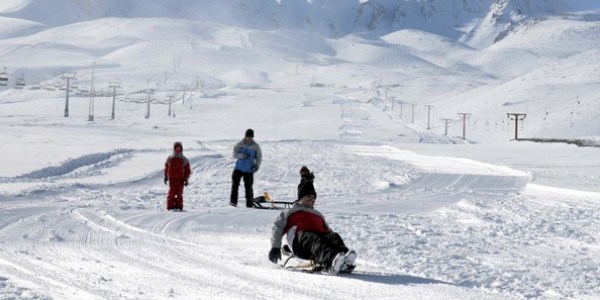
62, 73, 76, 117
458, 113, 471, 140
507, 113, 527, 140
0, 67, 8, 87
167, 92, 175, 117
145, 85, 155, 119
88, 62, 96, 122
109, 81, 121, 120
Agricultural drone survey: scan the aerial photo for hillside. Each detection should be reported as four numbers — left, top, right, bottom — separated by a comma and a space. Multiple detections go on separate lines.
1, 1, 600, 299
1, 0, 600, 140
0, 0, 575, 44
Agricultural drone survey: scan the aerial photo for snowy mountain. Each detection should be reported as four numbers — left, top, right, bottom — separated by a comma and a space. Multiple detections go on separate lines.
1, 0, 599, 140
0, 0, 574, 47
1, 1, 600, 299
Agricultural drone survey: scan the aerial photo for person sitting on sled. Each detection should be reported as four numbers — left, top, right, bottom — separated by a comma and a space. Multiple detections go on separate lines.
268, 181, 356, 274
164, 141, 191, 211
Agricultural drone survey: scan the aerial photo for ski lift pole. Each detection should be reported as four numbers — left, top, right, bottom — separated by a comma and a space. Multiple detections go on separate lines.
441, 118, 453, 136
507, 113, 527, 140
62, 73, 75, 117
109, 82, 120, 120
458, 113, 471, 140
425, 105, 434, 129
88, 63, 96, 122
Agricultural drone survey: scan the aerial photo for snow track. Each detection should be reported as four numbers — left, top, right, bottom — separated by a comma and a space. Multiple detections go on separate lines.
0, 139, 597, 299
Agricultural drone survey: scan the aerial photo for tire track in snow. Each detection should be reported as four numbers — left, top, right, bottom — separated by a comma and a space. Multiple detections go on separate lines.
72, 208, 235, 298
4, 147, 221, 184
336, 97, 371, 140
0, 139, 530, 299
347, 144, 529, 194
0, 205, 114, 299
15, 149, 134, 180
72, 208, 339, 299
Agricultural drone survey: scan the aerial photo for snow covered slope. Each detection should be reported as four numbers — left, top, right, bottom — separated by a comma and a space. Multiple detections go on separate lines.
1, 1, 600, 299
2, 0, 599, 140
0, 0, 574, 46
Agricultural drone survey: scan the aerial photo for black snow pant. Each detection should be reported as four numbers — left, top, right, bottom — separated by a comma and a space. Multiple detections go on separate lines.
230, 169, 254, 207
292, 231, 349, 268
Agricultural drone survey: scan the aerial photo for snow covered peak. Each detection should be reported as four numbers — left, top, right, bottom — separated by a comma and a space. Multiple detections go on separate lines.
354, 0, 570, 47
0, 0, 572, 47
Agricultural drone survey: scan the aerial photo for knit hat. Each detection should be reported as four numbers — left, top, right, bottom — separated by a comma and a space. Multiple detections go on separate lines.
298, 181, 317, 200
245, 128, 254, 137
299, 166, 310, 175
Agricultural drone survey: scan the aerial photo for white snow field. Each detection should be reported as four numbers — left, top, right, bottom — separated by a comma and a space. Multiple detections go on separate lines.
1, 1, 600, 299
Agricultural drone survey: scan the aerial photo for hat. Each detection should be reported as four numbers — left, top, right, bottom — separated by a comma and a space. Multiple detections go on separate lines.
298, 182, 317, 200
173, 141, 183, 150
245, 128, 254, 138
299, 166, 310, 175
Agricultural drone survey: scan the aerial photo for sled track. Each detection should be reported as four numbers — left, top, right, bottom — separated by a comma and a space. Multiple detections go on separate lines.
2, 139, 571, 299
71, 208, 372, 299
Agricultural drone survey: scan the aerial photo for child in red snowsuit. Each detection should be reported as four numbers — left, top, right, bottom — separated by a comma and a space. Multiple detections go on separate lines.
164, 142, 191, 210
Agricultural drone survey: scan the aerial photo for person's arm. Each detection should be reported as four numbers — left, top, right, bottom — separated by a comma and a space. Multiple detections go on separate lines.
184, 157, 191, 179
271, 211, 287, 248
164, 157, 170, 184
233, 141, 247, 159
254, 144, 262, 170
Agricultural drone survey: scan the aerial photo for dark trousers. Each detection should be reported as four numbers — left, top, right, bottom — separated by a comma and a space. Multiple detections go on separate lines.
230, 169, 253, 207
293, 231, 349, 268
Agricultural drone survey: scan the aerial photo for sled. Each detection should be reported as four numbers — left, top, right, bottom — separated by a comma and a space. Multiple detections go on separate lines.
252, 192, 295, 210
280, 244, 356, 274
280, 244, 322, 271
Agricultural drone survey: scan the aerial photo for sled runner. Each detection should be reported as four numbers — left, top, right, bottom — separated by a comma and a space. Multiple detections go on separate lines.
252, 192, 295, 210
280, 244, 356, 274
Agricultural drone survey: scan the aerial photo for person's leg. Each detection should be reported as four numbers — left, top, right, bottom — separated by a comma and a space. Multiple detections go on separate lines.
175, 179, 184, 210
230, 170, 243, 206
242, 172, 254, 208
324, 232, 356, 272
292, 233, 314, 260
167, 180, 177, 210
324, 232, 349, 254
295, 231, 339, 268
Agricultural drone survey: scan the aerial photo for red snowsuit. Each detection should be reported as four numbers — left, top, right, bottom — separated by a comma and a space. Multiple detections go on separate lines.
164, 150, 191, 210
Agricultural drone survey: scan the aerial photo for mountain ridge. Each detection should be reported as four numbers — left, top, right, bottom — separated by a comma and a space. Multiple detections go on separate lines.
0, 0, 575, 48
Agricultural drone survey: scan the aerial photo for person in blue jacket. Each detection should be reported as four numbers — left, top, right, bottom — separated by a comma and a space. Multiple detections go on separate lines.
230, 129, 262, 207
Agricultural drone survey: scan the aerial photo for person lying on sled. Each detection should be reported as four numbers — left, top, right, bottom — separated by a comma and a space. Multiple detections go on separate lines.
268, 181, 356, 274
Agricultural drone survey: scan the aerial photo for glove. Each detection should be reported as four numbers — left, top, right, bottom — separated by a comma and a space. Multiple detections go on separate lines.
183, 179, 188, 187
164, 177, 168, 185
252, 165, 259, 173
268, 247, 281, 263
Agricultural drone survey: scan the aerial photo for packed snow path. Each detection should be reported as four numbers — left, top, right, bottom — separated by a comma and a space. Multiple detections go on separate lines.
1, 140, 599, 299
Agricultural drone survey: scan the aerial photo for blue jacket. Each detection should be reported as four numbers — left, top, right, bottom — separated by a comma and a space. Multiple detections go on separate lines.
233, 139, 262, 173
